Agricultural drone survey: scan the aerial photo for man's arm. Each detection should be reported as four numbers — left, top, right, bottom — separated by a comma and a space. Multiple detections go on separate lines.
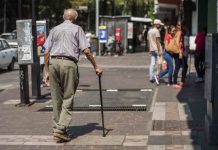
44, 49, 50, 85
156, 37, 161, 54
147, 40, 150, 53
83, 48, 102, 75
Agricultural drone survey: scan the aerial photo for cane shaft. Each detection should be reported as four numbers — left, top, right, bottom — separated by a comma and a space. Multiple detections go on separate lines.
98, 75, 105, 137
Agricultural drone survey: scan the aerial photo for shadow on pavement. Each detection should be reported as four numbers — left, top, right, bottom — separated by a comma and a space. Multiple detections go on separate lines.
176, 73, 205, 149
68, 123, 112, 137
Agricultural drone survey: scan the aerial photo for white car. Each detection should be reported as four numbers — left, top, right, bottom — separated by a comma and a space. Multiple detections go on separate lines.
0, 38, 17, 71
0, 32, 18, 48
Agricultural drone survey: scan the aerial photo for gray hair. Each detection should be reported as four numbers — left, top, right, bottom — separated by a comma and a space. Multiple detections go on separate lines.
63, 9, 78, 21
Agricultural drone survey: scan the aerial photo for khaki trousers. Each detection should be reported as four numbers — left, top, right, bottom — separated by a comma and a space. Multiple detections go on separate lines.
49, 58, 79, 133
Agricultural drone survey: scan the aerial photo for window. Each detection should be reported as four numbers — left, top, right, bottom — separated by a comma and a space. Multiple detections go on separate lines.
2, 40, 10, 49
0, 41, 3, 50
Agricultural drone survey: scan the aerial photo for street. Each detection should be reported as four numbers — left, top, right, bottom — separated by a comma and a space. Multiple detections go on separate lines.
0, 53, 212, 150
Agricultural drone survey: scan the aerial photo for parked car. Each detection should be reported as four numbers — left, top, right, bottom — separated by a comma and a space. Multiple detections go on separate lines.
0, 38, 17, 71
0, 32, 18, 48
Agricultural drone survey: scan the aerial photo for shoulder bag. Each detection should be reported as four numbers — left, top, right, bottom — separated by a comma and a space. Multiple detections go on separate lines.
165, 38, 180, 54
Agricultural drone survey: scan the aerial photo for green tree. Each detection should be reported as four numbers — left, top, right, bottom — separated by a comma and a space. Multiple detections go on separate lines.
37, 0, 71, 27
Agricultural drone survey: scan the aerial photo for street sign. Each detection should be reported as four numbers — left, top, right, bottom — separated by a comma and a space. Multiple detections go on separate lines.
99, 26, 107, 43
16, 20, 33, 64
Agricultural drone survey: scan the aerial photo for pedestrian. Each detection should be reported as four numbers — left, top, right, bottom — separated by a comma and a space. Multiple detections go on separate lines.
147, 19, 163, 83
154, 26, 175, 86
194, 27, 206, 83
172, 22, 187, 88
43, 8, 103, 143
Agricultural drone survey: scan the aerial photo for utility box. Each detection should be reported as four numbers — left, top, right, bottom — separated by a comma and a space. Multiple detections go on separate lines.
205, 33, 218, 145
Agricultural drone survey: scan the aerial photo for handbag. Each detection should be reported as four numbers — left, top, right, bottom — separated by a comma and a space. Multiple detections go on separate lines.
165, 38, 179, 54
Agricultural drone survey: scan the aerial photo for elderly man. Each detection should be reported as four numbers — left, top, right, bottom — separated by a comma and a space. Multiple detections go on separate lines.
44, 9, 102, 143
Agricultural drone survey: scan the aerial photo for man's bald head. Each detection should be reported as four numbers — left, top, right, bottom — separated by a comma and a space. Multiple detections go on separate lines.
63, 9, 78, 22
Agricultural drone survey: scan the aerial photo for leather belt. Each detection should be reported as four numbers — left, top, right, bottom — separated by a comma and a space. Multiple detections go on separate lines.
51, 56, 78, 63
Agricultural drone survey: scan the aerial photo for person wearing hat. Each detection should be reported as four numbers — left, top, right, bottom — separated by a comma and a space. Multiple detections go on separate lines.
147, 19, 163, 83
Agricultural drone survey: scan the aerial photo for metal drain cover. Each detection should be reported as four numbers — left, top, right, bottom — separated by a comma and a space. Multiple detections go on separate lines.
38, 105, 147, 112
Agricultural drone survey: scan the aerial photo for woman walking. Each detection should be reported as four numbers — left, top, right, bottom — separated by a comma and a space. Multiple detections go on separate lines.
154, 26, 175, 86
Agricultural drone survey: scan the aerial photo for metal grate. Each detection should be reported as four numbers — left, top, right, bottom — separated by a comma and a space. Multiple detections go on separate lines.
38, 105, 147, 112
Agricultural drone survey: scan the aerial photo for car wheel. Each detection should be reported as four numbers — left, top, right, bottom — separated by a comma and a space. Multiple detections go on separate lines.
8, 58, 15, 71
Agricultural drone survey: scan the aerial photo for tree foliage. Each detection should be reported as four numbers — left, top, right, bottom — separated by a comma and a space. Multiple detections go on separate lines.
37, 0, 72, 27
36, 0, 155, 30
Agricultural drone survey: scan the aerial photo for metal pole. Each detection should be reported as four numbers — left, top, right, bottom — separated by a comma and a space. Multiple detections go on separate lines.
31, 0, 41, 98
18, 0, 22, 19
96, 0, 99, 38
3, 0, 7, 32
19, 65, 30, 105
98, 75, 106, 137
96, 0, 101, 56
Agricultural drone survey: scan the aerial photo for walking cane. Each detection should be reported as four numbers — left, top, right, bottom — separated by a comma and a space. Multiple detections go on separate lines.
98, 74, 106, 137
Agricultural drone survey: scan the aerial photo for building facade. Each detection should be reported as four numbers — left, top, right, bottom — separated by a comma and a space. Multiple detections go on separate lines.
155, 0, 197, 35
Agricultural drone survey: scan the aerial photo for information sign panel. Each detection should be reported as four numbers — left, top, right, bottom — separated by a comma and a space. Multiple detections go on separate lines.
99, 26, 107, 43
16, 20, 33, 64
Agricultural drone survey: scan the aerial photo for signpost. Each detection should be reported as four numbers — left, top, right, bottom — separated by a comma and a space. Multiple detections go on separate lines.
16, 19, 33, 106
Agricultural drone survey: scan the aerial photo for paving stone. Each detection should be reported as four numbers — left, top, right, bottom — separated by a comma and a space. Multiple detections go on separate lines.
23, 142, 64, 146
123, 135, 148, 146
181, 131, 192, 136
147, 136, 172, 145
152, 120, 181, 131
165, 131, 181, 136
166, 145, 184, 150
184, 145, 201, 150
0, 145, 22, 150
66, 135, 125, 146
152, 103, 166, 120
180, 121, 204, 131
172, 136, 199, 145
178, 103, 193, 121
147, 145, 165, 150
165, 102, 179, 120
0, 142, 24, 145
149, 131, 165, 136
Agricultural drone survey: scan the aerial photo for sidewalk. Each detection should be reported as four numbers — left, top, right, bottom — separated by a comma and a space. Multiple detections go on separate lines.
0, 53, 213, 150
78, 53, 150, 69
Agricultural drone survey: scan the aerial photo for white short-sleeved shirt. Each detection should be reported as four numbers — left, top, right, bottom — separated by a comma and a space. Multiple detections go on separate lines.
147, 28, 162, 52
